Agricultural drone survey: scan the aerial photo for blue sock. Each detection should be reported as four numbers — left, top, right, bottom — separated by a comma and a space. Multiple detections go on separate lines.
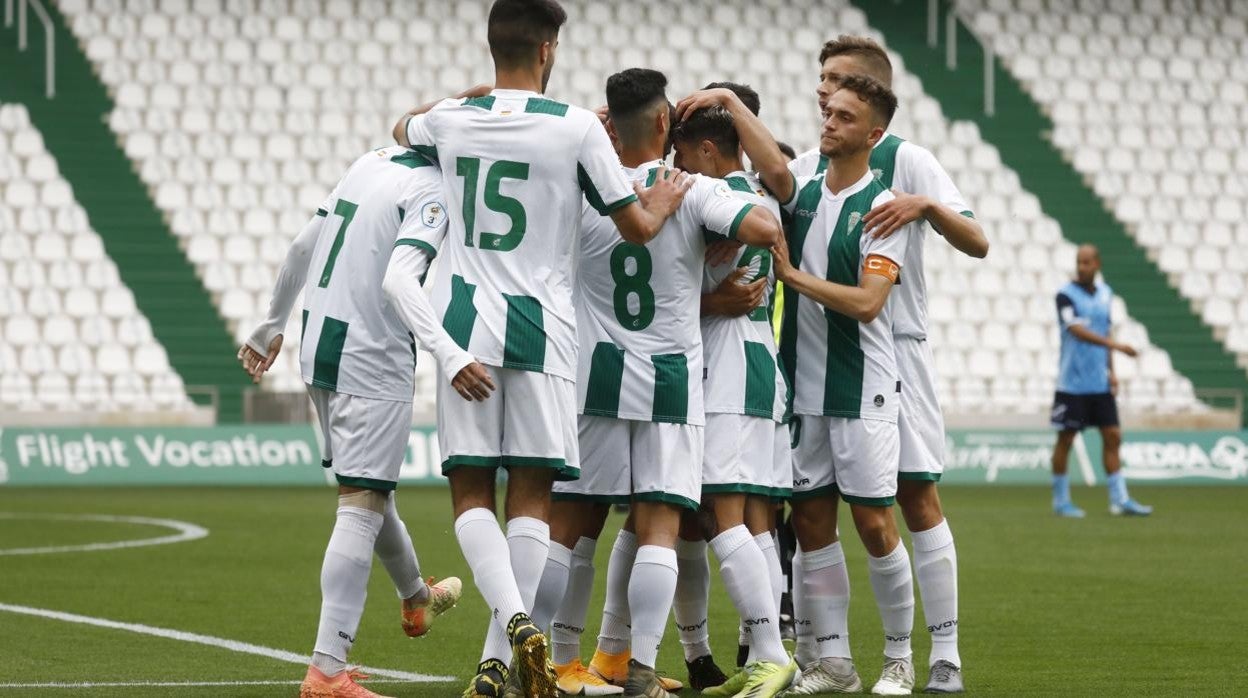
1106, 472, 1127, 505
1051, 474, 1070, 507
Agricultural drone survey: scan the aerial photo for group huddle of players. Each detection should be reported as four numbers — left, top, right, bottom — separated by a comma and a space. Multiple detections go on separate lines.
238, 1, 989, 697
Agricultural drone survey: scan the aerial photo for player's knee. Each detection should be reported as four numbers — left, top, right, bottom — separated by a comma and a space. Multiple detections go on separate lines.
339, 487, 389, 514
853, 507, 899, 556
1102, 428, 1122, 449
897, 481, 942, 529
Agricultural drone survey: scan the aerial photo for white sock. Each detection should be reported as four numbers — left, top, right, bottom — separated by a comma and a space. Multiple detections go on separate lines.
912, 520, 959, 668
531, 541, 573, 632
673, 538, 712, 662
755, 531, 783, 618
628, 545, 678, 669
867, 541, 915, 661
597, 529, 637, 655
454, 508, 527, 663
801, 542, 851, 660
552, 537, 597, 665
374, 494, 426, 601
312, 505, 384, 675
479, 516, 551, 664
711, 525, 788, 666
792, 544, 817, 668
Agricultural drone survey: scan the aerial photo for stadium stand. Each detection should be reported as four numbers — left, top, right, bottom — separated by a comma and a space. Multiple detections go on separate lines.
960, 0, 1248, 366
1, 0, 1227, 422
0, 103, 194, 415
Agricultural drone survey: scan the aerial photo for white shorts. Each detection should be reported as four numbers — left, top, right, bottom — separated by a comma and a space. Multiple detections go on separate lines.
702, 413, 777, 497
552, 415, 702, 510
437, 367, 579, 481
771, 422, 794, 499
896, 336, 946, 481
790, 415, 900, 505
308, 386, 412, 491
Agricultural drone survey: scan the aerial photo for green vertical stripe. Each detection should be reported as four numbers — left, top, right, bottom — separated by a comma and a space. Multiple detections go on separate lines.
821, 184, 883, 417
443, 274, 478, 350
816, 154, 829, 174
502, 294, 546, 371
743, 341, 776, 418
869, 134, 904, 188
583, 342, 626, 418
651, 354, 689, 424
311, 316, 349, 391
778, 179, 824, 400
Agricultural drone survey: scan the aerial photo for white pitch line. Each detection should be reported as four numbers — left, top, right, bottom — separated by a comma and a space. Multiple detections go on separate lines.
0, 603, 456, 683
0, 679, 421, 688
0, 513, 209, 556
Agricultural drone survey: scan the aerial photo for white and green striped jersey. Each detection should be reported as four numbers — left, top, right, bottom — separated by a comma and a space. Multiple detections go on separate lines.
403, 89, 636, 381
300, 145, 448, 402
701, 171, 788, 423
577, 161, 756, 425
790, 134, 974, 338
778, 170, 911, 421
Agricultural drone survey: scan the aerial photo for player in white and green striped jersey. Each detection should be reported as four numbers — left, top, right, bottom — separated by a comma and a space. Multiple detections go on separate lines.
239, 145, 470, 696
678, 74, 920, 696
665, 83, 795, 696
389, 3, 693, 696
787, 36, 990, 694
531, 69, 780, 698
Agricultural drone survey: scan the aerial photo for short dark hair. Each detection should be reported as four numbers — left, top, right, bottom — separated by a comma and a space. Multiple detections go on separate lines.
834, 73, 898, 127
670, 82, 760, 157
606, 68, 669, 145
819, 35, 893, 86
776, 141, 797, 160
487, 0, 567, 69
702, 81, 760, 116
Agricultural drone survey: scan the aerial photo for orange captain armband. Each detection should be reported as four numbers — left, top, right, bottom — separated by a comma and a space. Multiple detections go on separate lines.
862, 254, 900, 283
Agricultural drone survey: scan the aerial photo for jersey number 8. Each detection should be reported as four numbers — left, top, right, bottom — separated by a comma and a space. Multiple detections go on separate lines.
456, 157, 529, 252
610, 242, 655, 331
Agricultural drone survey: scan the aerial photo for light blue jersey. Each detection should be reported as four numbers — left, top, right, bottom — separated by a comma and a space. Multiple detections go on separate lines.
1055, 280, 1112, 394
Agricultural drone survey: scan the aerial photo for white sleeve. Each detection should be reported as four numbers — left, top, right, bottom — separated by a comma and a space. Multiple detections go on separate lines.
780, 175, 813, 215
578, 117, 637, 215
863, 191, 909, 269
383, 190, 473, 383
243, 213, 325, 355
697, 177, 754, 242
906, 145, 973, 219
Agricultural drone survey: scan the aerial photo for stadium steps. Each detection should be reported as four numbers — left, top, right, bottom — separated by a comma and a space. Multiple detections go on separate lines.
0, 7, 248, 422
853, 0, 1248, 421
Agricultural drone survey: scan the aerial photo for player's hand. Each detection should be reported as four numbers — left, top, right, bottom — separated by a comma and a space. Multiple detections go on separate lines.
456, 84, 494, 99
594, 104, 609, 126
771, 239, 795, 282
1114, 342, 1138, 358
675, 88, 737, 121
706, 267, 767, 317
451, 362, 496, 402
705, 239, 742, 267
634, 165, 693, 218
237, 334, 282, 384
862, 190, 932, 239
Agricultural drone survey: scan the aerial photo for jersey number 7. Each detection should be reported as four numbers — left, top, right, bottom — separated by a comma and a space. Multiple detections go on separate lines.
456, 157, 530, 252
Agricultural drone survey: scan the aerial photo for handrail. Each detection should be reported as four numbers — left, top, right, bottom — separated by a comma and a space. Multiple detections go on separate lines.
12, 0, 55, 98
942, 4, 995, 117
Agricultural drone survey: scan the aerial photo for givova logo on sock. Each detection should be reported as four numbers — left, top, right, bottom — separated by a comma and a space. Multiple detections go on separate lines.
927, 619, 957, 633
884, 633, 911, 642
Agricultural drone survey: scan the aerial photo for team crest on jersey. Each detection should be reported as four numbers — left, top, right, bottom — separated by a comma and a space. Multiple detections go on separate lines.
847, 211, 862, 232
873, 394, 884, 407
713, 182, 732, 198
421, 201, 446, 228
871, 167, 884, 179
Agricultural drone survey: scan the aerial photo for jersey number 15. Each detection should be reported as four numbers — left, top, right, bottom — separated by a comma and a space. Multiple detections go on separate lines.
456, 157, 529, 252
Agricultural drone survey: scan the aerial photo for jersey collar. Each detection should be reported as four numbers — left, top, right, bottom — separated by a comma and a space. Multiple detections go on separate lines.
624, 159, 667, 181
821, 169, 877, 201
872, 131, 892, 151
489, 88, 543, 98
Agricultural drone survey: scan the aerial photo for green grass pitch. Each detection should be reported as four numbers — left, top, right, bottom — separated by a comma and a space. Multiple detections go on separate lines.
0, 485, 1243, 696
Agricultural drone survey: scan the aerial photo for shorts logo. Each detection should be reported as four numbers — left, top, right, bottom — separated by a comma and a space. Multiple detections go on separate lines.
794, 477, 810, 487
874, 394, 885, 407
421, 201, 446, 228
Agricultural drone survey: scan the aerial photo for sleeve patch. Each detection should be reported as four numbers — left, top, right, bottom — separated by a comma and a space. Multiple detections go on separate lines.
420, 200, 447, 229
862, 254, 900, 282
